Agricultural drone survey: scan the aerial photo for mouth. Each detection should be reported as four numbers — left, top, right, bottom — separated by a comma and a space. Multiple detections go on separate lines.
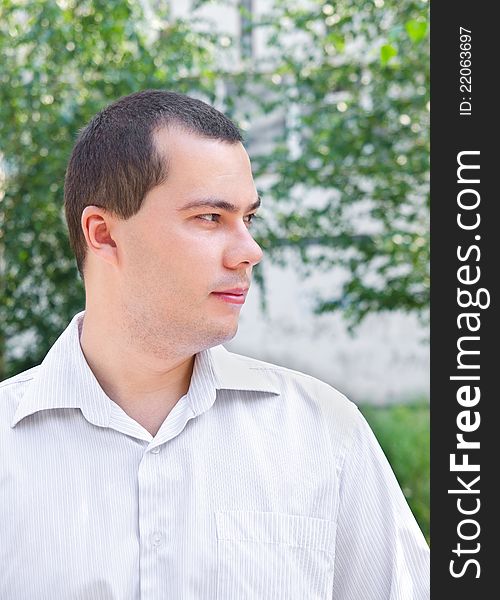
211, 288, 249, 305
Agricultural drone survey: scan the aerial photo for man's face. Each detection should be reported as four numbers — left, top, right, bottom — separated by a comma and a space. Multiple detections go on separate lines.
113, 127, 263, 357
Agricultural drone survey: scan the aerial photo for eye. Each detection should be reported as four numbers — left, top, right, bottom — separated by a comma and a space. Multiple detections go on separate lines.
197, 213, 221, 223
244, 213, 259, 226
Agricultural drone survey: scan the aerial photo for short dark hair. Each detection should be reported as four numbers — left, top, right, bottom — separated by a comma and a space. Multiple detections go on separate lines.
64, 89, 243, 278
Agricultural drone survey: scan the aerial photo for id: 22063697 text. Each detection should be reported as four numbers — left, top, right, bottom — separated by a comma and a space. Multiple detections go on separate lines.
459, 27, 472, 116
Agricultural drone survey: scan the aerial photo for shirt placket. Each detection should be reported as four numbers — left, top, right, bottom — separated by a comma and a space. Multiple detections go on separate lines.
138, 444, 165, 599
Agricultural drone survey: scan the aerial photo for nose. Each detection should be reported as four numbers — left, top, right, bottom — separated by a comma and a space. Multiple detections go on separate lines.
223, 226, 263, 270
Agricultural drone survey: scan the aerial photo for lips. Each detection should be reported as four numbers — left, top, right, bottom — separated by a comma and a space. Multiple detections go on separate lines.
211, 288, 248, 305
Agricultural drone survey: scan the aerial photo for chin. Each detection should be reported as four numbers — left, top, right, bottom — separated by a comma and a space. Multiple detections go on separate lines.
210, 321, 239, 347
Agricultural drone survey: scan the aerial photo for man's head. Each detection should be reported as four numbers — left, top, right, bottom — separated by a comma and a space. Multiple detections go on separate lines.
65, 89, 248, 277
64, 90, 263, 355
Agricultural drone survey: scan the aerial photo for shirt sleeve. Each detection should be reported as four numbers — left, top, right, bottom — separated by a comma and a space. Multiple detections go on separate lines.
331, 408, 430, 600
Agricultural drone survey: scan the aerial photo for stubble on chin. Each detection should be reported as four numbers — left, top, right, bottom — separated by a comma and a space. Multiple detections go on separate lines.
122, 303, 240, 360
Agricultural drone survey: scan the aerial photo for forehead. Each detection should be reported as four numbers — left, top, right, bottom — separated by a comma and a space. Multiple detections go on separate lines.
141, 128, 258, 215
153, 127, 254, 187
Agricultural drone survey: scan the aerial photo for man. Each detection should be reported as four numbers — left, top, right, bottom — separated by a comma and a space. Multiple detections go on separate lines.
0, 90, 429, 599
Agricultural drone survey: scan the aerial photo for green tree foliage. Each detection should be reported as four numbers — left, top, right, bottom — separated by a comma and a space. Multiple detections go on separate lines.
0, 0, 428, 379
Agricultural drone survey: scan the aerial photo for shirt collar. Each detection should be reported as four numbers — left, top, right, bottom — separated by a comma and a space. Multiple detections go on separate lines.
11, 311, 113, 428
209, 345, 281, 396
12, 312, 280, 428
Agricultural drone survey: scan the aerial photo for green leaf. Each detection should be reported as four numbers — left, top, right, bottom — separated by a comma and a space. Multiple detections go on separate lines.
380, 43, 397, 65
405, 19, 428, 43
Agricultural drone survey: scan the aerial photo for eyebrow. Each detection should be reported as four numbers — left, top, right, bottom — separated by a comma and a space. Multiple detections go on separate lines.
178, 196, 261, 213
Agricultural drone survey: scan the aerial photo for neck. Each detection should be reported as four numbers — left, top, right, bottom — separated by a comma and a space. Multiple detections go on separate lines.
79, 309, 195, 436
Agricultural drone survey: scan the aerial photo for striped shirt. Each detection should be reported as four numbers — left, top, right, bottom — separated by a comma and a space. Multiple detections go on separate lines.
0, 311, 429, 599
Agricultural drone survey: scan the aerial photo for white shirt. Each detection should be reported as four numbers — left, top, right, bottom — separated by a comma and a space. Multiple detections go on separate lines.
0, 311, 429, 599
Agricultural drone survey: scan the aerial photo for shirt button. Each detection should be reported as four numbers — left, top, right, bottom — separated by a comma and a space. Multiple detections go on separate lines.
151, 447, 160, 454
151, 532, 163, 547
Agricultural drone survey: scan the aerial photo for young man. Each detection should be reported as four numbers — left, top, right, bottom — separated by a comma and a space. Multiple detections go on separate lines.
0, 90, 429, 599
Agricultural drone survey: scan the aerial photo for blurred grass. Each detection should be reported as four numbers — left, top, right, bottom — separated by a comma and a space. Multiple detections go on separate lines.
359, 401, 430, 544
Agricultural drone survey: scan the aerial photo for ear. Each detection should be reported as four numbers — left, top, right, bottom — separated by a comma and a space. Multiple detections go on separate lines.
81, 205, 118, 268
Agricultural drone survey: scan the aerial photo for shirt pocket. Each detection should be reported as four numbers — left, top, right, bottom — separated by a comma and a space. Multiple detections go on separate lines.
215, 510, 335, 600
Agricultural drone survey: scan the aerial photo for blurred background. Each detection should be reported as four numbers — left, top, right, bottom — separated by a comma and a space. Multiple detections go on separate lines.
0, 0, 429, 539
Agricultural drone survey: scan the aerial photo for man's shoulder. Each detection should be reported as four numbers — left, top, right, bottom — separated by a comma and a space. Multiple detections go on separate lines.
218, 346, 360, 425
221, 346, 343, 390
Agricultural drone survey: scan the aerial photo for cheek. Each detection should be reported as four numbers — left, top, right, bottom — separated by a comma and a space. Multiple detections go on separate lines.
172, 232, 222, 272
123, 223, 222, 291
